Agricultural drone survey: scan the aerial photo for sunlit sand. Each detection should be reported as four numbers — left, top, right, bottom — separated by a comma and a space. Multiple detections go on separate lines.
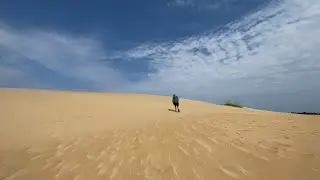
1, 88, 319, 180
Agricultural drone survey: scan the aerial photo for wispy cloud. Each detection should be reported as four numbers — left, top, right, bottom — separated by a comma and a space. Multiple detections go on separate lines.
126, 0, 320, 110
0, 24, 130, 91
166, 0, 261, 10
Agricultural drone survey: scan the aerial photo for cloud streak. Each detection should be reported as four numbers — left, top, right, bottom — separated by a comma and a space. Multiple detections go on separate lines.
0, 25, 130, 91
126, 0, 320, 111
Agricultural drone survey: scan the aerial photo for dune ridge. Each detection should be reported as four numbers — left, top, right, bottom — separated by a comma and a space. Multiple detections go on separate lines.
1, 88, 320, 180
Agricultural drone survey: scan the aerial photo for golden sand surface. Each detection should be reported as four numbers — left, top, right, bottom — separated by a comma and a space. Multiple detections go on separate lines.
1, 88, 320, 180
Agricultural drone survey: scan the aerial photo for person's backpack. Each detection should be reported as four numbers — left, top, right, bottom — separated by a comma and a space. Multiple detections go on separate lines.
173, 95, 179, 103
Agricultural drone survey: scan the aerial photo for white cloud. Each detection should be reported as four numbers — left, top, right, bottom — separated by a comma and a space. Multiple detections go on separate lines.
0, 24, 128, 91
166, 0, 254, 10
126, 0, 320, 110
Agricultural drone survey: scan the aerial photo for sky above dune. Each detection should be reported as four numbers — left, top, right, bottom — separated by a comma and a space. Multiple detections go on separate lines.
1, 0, 320, 112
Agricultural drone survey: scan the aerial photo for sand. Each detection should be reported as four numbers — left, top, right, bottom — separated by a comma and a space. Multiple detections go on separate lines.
0, 88, 320, 180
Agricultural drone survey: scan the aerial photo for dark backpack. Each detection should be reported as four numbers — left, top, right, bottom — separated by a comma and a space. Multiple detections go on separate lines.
173, 95, 179, 103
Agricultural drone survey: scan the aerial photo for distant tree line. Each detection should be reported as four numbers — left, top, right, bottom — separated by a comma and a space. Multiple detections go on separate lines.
290, 112, 320, 115
223, 99, 319, 115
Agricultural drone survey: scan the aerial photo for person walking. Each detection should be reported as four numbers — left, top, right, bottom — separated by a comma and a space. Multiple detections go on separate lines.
172, 94, 180, 112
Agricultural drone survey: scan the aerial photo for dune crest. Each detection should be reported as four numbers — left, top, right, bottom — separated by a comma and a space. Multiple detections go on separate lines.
1, 88, 320, 180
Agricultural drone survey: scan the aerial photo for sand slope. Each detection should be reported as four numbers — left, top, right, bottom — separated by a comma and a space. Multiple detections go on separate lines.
0, 88, 320, 180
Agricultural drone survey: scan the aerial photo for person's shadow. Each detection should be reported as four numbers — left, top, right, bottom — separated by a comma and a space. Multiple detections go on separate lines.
168, 109, 180, 112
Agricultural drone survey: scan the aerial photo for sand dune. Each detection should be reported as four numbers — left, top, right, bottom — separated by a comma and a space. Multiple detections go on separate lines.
0, 88, 320, 180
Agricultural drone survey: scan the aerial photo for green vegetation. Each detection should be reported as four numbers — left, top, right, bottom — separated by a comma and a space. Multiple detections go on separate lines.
224, 99, 245, 108
290, 112, 320, 115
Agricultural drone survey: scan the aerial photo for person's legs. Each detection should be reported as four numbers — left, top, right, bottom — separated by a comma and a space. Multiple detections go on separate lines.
176, 102, 180, 112
173, 102, 177, 111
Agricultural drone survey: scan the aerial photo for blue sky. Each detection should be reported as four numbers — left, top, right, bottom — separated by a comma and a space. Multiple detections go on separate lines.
1, 0, 320, 112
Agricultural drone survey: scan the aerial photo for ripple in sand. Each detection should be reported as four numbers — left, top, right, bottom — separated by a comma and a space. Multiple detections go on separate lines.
207, 136, 219, 145
192, 167, 201, 180
177, 146, 190, 156
193, 138, 212, 153
109, 153, 118, 162
237, 165, 249, 175
144, 166, 159, 180
97, 163, 107, 176
97, 150, 106, 160
31, 154, 42, 160
312, 168, 320, 173
219, 165, 240, 179
193, 148, 200, 154
4, 169, 27, 180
